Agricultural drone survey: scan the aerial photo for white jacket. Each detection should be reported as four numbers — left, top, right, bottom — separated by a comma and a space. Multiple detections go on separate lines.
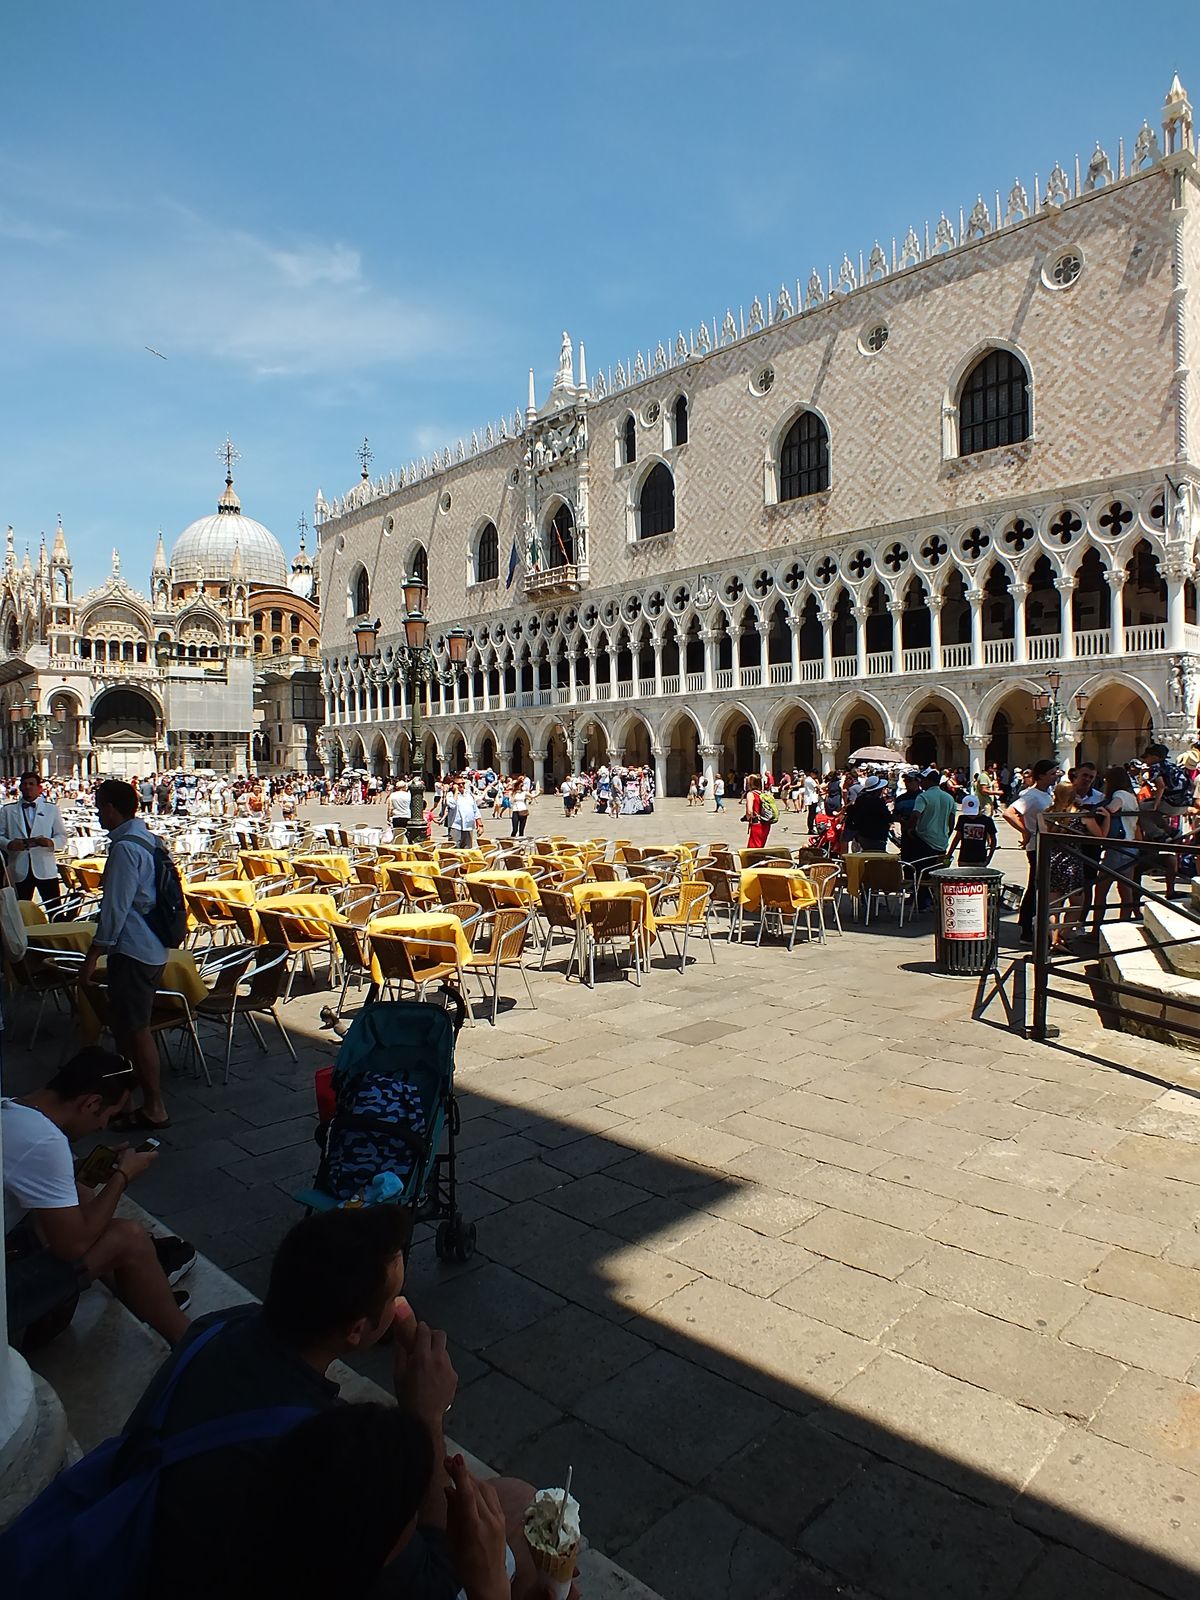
0, 797, 68, 884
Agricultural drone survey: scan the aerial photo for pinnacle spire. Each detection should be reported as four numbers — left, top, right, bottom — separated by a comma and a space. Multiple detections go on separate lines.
52, 516, 69, 564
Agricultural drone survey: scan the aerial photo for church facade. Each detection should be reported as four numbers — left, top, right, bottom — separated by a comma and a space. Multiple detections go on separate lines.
319, 79, 1200, 791
0, 459, 321, 779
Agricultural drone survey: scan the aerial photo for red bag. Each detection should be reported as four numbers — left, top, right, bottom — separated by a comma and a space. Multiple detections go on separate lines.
314, 1064, 336, 1124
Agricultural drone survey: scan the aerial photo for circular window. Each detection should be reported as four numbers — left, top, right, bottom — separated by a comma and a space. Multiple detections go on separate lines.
644, 401, 661, 424
509, 468, 521, 487
859, 323, 889, 355
1042, 248, 1083, 290
750, 366, 775, 396
383, 516, 393, 537
335, 534, 346, 553
439, 491, 452, 513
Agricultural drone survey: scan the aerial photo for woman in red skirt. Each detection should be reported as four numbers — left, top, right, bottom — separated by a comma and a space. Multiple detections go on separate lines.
744, 774, 773, 848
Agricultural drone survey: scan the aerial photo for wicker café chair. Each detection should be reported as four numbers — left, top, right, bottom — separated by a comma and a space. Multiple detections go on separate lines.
803, 862, 845, 936
654, 882, 716, 970
368, 931, 469, 1017
755, 873, 821, 951
700, 865, 743, 940
581, 896, 648, 987
460, 908, 537, 1024
537, 886, 584, 978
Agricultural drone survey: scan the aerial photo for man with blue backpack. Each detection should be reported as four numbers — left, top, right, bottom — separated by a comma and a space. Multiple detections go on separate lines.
79, 780, 188, 1132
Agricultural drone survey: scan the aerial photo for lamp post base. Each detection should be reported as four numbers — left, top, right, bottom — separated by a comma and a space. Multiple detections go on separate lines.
405, 776, 427, 843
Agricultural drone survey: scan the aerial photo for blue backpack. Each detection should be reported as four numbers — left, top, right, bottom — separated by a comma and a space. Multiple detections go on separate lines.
0, 1318, 313, 1599
121, 832, 189, 949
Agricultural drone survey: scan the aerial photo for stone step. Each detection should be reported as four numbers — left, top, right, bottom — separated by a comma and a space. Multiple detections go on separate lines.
1098, 922, 1200, 1049
1142, 898, 1200, 978
30, 1201, 662, 1600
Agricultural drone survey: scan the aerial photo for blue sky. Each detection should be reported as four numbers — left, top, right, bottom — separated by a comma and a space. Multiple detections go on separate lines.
1, 1, 1192, 592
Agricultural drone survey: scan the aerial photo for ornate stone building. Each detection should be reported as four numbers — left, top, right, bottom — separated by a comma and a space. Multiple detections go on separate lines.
0, 454, 321, 778
318, 79, 1200, 793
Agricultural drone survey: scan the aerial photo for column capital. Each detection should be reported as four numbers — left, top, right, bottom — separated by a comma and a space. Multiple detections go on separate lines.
1053, 576, 1077, 595
1009, 581, 1029, 600
887, 599, 906, 616
968, 588, 984, 605
699, 743, 721, 759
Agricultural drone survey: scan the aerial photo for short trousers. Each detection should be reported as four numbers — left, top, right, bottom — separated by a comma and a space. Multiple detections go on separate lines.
5, 1220, 88, 1331
106, 952, 165, 1033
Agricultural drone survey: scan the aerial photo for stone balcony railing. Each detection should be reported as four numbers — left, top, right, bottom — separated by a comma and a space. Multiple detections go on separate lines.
325, 621, 1190, 726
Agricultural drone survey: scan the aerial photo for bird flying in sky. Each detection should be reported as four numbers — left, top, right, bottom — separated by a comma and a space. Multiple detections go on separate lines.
144, 345, 167, 360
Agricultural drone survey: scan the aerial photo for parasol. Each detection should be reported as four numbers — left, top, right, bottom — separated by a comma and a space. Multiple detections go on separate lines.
849, 745, 905, 763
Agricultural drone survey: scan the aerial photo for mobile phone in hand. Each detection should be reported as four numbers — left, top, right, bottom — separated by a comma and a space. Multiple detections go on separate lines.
75, 1144, 119, 1186
135, 1137, 161, 1153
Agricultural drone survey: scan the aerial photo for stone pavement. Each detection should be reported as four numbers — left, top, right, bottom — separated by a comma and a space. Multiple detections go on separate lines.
7, 799, 1200, 1600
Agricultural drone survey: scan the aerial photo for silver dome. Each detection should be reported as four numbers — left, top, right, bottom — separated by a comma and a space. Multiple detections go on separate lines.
170, 477, 288, 587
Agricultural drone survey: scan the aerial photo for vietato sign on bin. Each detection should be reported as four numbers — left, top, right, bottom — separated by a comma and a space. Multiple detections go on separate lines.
941, 879, 989, 940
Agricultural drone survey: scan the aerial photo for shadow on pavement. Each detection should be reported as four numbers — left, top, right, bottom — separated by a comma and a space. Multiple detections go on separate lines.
3, 978, 1194, 1600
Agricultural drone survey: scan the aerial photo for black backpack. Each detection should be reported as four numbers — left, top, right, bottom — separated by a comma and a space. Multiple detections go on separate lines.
123, 834, 189, 948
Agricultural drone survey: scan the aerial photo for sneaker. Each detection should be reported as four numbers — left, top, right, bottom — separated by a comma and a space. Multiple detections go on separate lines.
155, 1235, 197, 1287
173, 1288, 192, 1315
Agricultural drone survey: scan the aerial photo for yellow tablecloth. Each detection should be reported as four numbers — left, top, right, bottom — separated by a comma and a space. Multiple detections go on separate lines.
572, 880, 657, 938
184, 879, 257, 906
367, 911, 472, 981
255, 892, 340, 942
463, 869, 541, 907
238, 849, 294, 881
71, 857, 106, 891
78, 948, 208, 1042
439, 848, 488, 872
293, 852, 354, 884
738, 867, 818, 912
25, 917, 96, 953
840, 852, 896, 899
380, 862, 438, 898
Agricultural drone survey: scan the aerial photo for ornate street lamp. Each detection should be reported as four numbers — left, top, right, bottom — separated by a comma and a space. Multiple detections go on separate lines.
1033, 668, 1088, 758
351, 578, 468, 840
7, 693, 66, 742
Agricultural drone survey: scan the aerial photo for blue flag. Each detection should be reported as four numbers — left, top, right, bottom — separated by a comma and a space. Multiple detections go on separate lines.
505, 536, 520, 588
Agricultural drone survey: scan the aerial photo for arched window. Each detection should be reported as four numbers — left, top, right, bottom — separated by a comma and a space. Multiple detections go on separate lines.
353, 567, 370, 617
271, 610, 283, 630
411, 545, 428, 585
638, 463, 676, 538
672, 394, 689, 447
546, 503, 575, 566
272, 636, 284, 655
779, 411, 830, 500
476, 522, 499, 583
254, 634, 264, 653
622, 414, 637, 465
958, 349, 1030, 456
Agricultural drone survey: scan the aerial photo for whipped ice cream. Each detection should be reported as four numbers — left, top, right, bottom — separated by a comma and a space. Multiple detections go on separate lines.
524, 1487, 581, 1555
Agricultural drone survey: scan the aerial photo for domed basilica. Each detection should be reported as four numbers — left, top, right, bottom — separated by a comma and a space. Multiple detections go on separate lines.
0, 446, 321, 777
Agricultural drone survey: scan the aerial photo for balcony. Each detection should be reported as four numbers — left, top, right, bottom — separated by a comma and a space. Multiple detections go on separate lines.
1125, 624, 1166, 652
714, 668, 734, 690
866, 651, 892, 676
524, 562, 586, 598
740, 666, 763, 687
685, 672, 705, 694
832, 655, 857, 678
942, 643, 972, 668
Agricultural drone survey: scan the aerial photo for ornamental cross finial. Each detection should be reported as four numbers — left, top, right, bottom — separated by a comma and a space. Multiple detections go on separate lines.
218, 435, 241, 482
358, 437, 373, 480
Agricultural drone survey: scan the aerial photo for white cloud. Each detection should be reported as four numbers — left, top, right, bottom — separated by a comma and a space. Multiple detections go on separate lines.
0, 183, 459, 379
0, 207, 68, 244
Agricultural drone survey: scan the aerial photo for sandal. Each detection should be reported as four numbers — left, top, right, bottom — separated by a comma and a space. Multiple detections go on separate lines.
111, 1108, 172, 1133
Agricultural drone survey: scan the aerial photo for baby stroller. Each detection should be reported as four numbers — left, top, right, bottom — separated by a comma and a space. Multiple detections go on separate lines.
812, 810, 847, 858
294, 989, 476, 1262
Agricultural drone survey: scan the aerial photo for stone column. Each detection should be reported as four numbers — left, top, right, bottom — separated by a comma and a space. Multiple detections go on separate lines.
968, 588, 984, 668
652, 744, 666, 801
652, 628, 664, 698
529, 748, 547, 792
888, 601, 905, 675
819, 610, 833, 681
699, 742, 720, 793
966, 733, 988, 780
1055, 577, 1077, 661
788, 608, 801, 683
585, 650, 598, 702
701, 629, 718, 694
1010, 583, 1029, 665
853, 605, 868, 678
1165, 562, 1188, 653
927, 594, 943, 671
818, 737, 836, 775
1107, 574, 1127, 656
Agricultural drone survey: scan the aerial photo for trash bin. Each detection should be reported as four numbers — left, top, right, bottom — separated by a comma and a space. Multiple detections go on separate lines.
929, 866, 1003, 977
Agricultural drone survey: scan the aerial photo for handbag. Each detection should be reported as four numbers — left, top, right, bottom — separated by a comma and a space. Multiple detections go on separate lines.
0, 861, 28, 962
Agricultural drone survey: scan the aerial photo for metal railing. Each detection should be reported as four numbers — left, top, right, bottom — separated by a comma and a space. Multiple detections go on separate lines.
1029, 827, 1200, 1045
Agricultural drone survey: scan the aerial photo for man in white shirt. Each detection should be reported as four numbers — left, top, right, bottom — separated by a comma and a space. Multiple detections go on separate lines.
1001, 758, 1060, 944
444, 779, 480, 848
0, 769, 67, 909
3, 1047, 191, 1344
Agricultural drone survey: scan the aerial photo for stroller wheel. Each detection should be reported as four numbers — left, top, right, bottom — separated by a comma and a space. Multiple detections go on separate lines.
435, 1215, 476, 1263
